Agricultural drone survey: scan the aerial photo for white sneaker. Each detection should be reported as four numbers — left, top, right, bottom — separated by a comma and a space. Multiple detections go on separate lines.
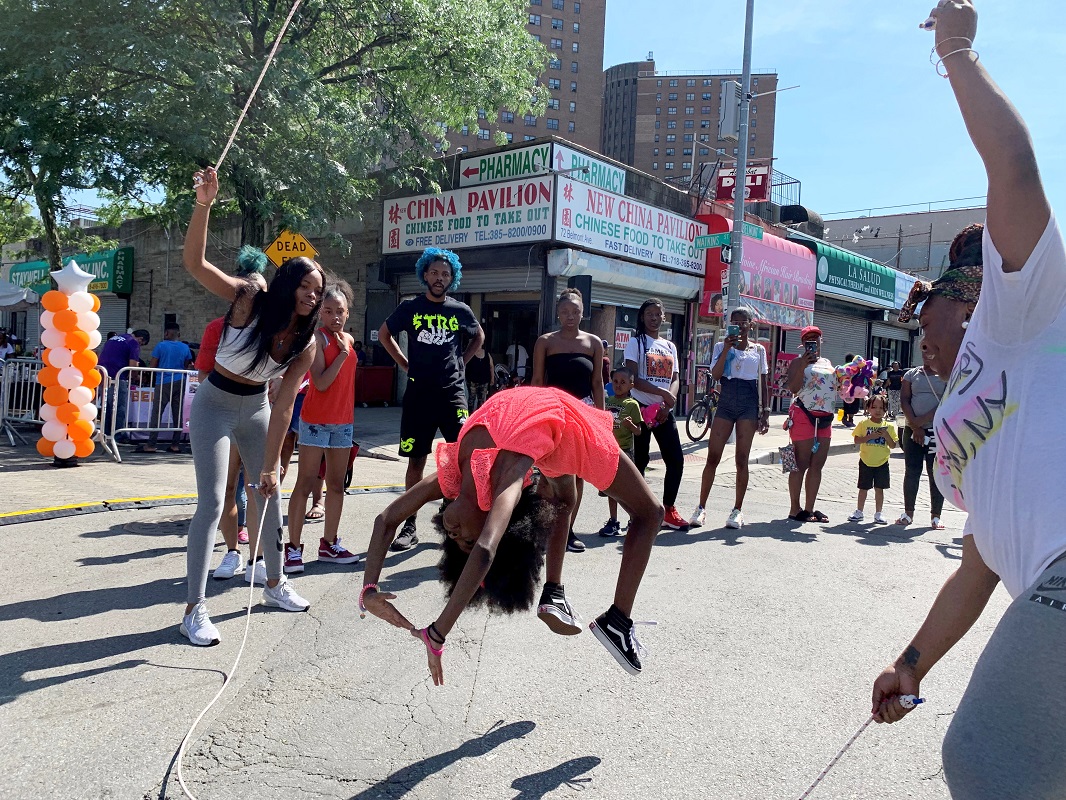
873, 512, 888, 524
689, 506, 706, 528
213, 550, 244, 580
180, 601, 221, 646
848, 510, 864, 522
262, 575, 311, 612
725, 508, 744, 529
244, 559, 268, 585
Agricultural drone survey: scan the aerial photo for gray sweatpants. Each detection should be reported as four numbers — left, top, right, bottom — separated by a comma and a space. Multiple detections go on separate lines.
942, 551, 1066, 798
186, 379, 284, 606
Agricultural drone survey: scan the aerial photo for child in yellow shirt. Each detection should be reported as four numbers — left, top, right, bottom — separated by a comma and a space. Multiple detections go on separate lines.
848, 395, 898, 523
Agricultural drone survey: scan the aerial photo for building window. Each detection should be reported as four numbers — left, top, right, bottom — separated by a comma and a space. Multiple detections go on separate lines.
716, 147, 726, 154
652, 162, 658, 170
700, 119, 711, 128
506, 132, 513, 142
656, 79, 662, 87
750, 147, 756, 156
549, 58, 561, 70
683, 134, 693, 142
733, 148, 739, 155
655, 92, 661, 101
525, 114, 537, 126
532, 34, 540, 41
703, 78, 712, 86
666, 134, 675, 141
477, 108, 487, 119
655, 107, 661, 115
685, 106, 694, 115
460, 125, 469, 135
682, 161, 691, 170
529, 13, 540, 24
750, 119, 756, 128
669, 79, 678, 87
524, 135, 536, 140
477, 128, 490, 140
667, 121, 676, 128
569, 101, 576, 112
574, 1, 580, 11
665, 148, 674, 156
570, 81, 577, 92
667, 107, 676, 114
753, 77, 759, 86
701, 106, 711, 115
699, 148, 709, 156
702, 93, 711, 101
683, 147, 692, 155
668, 92, 677, 101
751, 132, 756, 140
572, 41, 579, 52
570, 61, 579, 73
530, 0, 541, 4
699, 133, 710, 142
573, 21, 580, 33
547, 118, 559, 130
501, 111, 514, 123
550, 37, 562, 48
686, 93, 695, 101
548, 78, 560, 89
654, 120, 660, 129
551, 17, 563, 29
684, 120, 694, 128
653, 148, 659, 156
568, 121, 575, 132
547, 98, 559, 110
665, 161, 674, 169
751, 104, 757, 114
552, 0, 564, 7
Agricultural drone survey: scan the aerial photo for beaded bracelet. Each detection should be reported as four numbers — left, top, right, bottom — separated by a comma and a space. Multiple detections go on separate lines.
358, 583, 378, 619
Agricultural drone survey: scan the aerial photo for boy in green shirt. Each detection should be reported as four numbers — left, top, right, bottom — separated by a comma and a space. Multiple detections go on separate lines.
598, 367, 643, 537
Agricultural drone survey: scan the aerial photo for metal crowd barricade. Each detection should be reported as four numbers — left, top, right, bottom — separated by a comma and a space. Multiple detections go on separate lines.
1, 357, 44, 445
106, 366, 199, 463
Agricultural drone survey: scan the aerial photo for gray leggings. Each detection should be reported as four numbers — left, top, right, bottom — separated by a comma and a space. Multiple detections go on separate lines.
942, 551, 1066, 798
186, 378, 284, 605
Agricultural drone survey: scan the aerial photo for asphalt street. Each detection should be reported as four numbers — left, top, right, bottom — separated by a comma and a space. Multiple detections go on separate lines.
0, 444, 1006, 800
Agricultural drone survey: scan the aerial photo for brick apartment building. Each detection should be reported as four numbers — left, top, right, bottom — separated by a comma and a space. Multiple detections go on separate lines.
452, 0, 605, 154
601, 58, 777, 184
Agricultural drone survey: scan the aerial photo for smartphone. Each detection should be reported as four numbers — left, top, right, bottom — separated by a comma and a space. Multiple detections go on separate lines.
804, 340, 818, 355
726, 324, 741, 339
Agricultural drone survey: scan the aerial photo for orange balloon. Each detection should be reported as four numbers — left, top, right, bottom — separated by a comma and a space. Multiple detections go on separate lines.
90, 294, 101, 312
42, 349, 55, 368
65, 330, 91, 350
72, 350, 98, 372
74, 439, 95, 458
68, 419, 94, 442
36, 438, 56, 457
42, 290, 68, 312
53, 309, 79, 332
57, 403, 81, 424
83, 369, 102, 390
38, 366, 60, 387
43, 385, 68, 406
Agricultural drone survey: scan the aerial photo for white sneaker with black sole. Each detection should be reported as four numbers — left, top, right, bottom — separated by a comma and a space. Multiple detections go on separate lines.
261, 575, 311, 612
537, 583, 583, 635
590, 605, 654, 675
244, 559, 268, 585
213, 550, 244, 580
848, 509, 865, 522
180, 601, 221, 646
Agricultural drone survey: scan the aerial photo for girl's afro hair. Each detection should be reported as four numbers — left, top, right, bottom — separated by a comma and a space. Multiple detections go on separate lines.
415, 247, 462, 292
235, 245, 268, 276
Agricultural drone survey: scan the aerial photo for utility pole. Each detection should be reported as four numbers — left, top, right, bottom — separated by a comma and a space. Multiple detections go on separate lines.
727, 0, 755, 317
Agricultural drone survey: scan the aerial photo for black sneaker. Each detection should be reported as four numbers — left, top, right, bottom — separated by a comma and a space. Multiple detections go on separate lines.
566, 529, 586, 553
590, 605, 653, 675
536, 583, 583, 635
597, 519, 621, 537
391, 518, 418, 551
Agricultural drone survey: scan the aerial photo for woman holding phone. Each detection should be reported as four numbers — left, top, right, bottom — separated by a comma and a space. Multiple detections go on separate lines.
784, 326, 835, 523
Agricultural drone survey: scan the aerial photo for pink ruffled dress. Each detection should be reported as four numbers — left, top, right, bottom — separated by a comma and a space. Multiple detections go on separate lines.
435, 387, 621, 510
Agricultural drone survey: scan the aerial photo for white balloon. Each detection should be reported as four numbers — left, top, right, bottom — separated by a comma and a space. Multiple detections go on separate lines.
49, 347, 73, 368
40, 403, 58, 422
41, 310, 55, 329
68, 385, 93, 406
58, 366, 84, 390
53, 438, 77, 460
87, 329, 102, 349
42, 420, 68, 442
68, 292, 94, 313
76, 311, 100, 332
41, 328, 66, 350
78, 402, 98, 422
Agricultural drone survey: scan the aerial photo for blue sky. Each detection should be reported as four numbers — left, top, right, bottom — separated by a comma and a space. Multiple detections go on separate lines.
603, 0, 1066, 219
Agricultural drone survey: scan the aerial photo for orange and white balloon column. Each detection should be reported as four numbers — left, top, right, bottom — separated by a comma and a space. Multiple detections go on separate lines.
35, 260, 103, 460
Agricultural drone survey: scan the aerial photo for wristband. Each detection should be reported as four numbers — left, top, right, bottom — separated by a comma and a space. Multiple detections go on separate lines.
419, 627, 444, 657
194, 200, 214, 208
358, 583, 379, 618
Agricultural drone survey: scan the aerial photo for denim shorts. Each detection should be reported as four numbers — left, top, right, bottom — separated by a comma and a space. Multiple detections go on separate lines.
298, 420, 354, 449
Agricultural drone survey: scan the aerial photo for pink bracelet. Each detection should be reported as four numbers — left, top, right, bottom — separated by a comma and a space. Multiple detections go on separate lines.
419, 627, 444, 657
358, 583, 379, 619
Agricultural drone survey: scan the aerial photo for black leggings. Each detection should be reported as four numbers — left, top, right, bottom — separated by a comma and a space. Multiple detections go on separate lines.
633, 413, 684, 507
902, 425, 944, 517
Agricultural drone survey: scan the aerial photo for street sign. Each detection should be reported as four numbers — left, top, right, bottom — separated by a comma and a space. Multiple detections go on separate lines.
742, 221, 764, 240
458, 143, 552, 187
264, 230, 319, 268
694, 233, 732, 250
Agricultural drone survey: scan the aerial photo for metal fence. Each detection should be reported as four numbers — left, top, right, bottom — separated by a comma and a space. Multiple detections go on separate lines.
104, 366, 199, 463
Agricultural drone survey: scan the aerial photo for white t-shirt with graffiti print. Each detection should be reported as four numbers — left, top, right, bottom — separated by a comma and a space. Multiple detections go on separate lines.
933, 215, 1066, 598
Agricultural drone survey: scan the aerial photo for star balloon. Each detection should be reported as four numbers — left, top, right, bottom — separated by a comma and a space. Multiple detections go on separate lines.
51, 260, 95, 295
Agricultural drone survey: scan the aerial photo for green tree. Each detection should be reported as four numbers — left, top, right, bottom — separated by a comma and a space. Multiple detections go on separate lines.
0, 197, 43, 259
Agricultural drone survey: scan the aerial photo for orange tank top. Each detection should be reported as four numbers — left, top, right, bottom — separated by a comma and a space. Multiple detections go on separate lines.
301, 329, 357, 425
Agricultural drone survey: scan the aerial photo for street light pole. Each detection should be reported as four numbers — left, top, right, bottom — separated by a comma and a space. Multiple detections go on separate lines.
727, 0, 755, 317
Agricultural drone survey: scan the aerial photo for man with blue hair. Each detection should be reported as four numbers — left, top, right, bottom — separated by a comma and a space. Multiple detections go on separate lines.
378, 247, 484, 550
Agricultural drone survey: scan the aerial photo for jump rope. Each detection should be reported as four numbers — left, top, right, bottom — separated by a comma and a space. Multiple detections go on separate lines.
175, 6, 935, 795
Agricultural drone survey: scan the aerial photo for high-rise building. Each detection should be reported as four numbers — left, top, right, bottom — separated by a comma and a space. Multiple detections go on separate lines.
453, 0, 605, 154
602, 59, 777, 184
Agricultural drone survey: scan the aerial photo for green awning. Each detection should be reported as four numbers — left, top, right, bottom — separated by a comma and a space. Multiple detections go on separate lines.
792, 237, 897, 308
8, 247, 134, 296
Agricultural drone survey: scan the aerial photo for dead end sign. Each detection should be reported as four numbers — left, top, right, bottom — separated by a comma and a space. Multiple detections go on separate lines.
265, 231, 319, 268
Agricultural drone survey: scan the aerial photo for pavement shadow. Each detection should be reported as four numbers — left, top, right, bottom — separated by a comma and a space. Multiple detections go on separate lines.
0, 611, 245, 705
819, 521, 927, 548
348, 720, 536, 799
77, 544, 187, 566
936, 537, 964, 561
510, 756, 601, 799
654, 519, 819, 548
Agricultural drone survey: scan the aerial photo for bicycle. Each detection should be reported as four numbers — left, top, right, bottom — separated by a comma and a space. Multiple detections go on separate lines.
685, 368, 720, 441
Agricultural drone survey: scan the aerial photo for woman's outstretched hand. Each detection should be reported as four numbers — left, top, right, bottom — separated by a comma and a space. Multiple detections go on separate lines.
364, 590, 413, 630
193, 167, 219, 205
411, 628, 445, 686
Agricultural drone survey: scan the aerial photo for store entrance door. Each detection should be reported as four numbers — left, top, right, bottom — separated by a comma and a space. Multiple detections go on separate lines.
481, 301, 539, 381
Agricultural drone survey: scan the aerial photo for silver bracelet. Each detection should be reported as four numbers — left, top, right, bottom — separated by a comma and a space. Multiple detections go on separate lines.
934, 46, 979, 78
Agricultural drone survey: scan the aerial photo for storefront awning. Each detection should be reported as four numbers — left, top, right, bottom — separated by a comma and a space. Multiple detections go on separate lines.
791, 236, 897, 309
8, 247, 134, 297
547, 248, 701, 300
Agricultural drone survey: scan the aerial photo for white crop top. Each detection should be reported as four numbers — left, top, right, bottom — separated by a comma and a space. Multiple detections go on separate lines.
214, 322, 289, 382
